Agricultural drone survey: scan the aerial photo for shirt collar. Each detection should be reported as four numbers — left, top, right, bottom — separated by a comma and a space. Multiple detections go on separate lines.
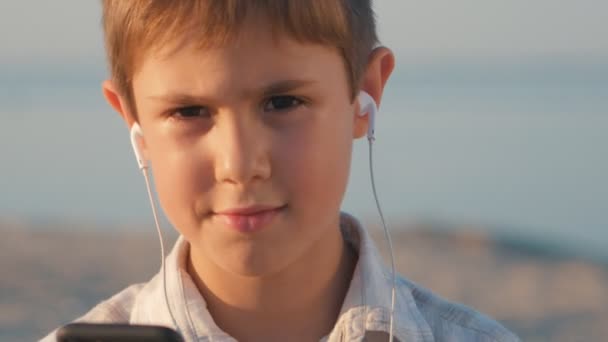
165, 234, 233, 341
328, 212, 434, 342
148, 212, 433, 341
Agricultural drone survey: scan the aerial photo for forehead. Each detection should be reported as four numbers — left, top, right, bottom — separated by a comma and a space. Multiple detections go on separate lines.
132, 17, 348, 99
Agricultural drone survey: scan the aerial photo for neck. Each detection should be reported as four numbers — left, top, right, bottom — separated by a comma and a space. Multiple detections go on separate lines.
187, 222, 357, 342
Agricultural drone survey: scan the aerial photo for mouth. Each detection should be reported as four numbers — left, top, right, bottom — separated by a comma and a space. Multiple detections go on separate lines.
213, 204, 286, 233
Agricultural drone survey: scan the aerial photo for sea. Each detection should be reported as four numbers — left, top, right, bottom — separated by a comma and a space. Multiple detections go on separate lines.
1, 61, 607, 260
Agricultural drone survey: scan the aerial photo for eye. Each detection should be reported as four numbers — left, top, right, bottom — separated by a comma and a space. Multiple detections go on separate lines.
173, 106, 210, 119
263, 95, 304, 112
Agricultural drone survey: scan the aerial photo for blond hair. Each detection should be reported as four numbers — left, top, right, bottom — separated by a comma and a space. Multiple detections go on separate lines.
101, 0, 378, 113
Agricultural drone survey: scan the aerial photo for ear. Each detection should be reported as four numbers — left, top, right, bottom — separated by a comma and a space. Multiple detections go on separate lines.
102, 79, 138, 129
353, 47, 395, 139
102, 80, 148, 159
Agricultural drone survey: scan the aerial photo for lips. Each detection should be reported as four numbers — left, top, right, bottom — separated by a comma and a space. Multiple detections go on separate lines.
215, 205, 283, 216
213, 205, 285, 233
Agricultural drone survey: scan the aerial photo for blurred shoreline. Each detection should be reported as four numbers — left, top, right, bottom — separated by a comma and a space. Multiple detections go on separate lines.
2, 220, 607, 341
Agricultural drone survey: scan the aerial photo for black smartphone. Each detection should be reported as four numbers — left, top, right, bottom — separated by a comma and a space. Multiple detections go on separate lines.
56, 323, 184, 342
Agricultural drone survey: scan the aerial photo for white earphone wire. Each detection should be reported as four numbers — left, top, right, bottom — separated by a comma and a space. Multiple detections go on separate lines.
141, 167, 179, 329
141, 165, 214, 342
367, 131, 397, 341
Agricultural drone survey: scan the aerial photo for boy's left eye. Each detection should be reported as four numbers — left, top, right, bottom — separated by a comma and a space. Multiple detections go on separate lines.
263, 95, 304, 112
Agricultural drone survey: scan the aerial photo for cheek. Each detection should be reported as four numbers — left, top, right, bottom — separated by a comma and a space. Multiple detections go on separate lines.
277, 113, 354, 216
147, 136, 212, 235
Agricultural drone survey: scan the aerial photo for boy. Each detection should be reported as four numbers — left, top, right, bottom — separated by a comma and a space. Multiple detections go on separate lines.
43, 1, 519, 341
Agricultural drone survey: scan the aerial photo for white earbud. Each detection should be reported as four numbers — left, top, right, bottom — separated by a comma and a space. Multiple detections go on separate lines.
130, 123, 148, 169
358, 90, 377, 140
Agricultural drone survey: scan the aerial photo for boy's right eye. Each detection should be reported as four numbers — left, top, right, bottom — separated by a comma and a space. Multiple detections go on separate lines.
173, 106, 210, 119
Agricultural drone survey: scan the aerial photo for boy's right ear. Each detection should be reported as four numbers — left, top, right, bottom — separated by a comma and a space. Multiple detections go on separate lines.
102, 80, 137, 129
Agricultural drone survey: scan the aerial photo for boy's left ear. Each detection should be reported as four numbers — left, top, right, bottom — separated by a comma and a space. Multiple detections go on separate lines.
354, 47, 395, 139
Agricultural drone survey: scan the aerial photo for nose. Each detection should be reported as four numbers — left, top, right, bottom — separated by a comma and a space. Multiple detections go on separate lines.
212, 113, 271, 186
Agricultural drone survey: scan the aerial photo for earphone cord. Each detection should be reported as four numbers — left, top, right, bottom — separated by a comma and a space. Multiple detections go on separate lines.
368, 137, 397, 342
142, 167, 179, 330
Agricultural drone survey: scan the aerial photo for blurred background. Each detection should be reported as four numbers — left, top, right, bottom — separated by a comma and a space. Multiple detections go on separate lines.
1, 1, 606, 340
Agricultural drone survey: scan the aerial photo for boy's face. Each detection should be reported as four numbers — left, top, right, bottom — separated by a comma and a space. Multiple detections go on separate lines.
124, 19, 367, 276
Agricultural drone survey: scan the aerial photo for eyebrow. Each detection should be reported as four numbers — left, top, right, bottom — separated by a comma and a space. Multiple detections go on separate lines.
259, 79, 318, 97
147, 79, 318, 104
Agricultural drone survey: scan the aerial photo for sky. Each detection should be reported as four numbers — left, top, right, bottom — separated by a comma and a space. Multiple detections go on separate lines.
0, 1, 606, 257
0, 1, 606, 66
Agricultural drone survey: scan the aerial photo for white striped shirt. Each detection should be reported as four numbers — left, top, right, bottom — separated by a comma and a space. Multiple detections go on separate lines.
41, 213, 519, 341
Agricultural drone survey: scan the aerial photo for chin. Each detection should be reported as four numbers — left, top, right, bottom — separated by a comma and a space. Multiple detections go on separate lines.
218, 243, 296, 278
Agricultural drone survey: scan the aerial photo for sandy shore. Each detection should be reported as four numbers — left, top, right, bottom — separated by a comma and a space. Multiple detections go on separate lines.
1, 220, 607, 341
